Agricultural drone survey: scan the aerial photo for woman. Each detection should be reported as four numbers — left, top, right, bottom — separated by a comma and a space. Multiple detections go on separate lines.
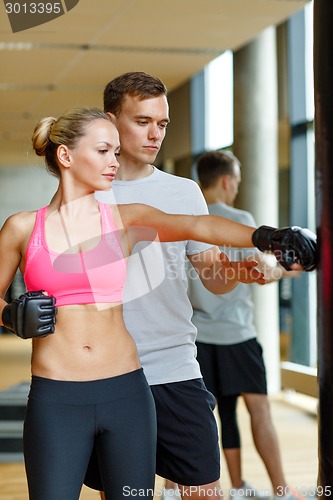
0, 107, 310, 499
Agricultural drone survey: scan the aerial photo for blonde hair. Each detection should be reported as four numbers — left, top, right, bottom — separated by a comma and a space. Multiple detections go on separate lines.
31, 107, 111, 177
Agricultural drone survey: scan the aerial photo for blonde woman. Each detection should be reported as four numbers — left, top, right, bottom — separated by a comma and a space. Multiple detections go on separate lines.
0, 107, 316, 499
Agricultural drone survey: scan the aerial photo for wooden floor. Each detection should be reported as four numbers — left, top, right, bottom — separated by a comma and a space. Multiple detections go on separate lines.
0, 335, 318, 499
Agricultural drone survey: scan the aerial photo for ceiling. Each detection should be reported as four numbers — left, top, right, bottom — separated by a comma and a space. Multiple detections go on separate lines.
0, 0, 310, 166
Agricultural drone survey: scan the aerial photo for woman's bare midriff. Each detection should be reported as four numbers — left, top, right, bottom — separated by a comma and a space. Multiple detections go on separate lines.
31, 303, 141, 381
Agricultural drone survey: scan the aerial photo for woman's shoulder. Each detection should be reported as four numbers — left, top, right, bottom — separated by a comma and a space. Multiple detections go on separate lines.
2, 210, 38, 235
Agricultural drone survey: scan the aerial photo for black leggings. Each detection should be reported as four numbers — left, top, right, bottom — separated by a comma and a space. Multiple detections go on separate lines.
23, 369, 156, 500
217, 394, 240, 449
196, 341, 267, 450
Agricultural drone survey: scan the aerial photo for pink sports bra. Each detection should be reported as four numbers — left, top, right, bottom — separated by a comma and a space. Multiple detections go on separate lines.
24, 203, 126, 306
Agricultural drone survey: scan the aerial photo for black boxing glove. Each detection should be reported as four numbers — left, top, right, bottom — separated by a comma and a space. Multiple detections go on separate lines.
252, 225, 318, 272
1, 290, 57, 339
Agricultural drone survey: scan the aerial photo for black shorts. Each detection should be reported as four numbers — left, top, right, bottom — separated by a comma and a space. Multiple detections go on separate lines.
85, 378, 220, 489
196, 338, 267, 397
150, 378, 220, 486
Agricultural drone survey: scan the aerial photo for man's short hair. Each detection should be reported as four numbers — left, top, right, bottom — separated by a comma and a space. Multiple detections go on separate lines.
103, 72, 168, 116
197, 150, 240, 189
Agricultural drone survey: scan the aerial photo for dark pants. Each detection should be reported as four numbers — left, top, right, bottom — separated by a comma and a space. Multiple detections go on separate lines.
24, 369, 156, 500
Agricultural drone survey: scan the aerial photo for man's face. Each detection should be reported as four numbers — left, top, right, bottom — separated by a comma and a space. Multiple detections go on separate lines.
225, 163, 241, 206
113, 94, 169, 167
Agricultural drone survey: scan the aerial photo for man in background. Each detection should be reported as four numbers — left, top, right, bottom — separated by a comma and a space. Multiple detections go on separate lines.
188, 150, 302, 500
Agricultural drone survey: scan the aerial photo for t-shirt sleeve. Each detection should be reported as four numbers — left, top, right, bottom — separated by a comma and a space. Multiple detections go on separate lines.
240, 211, 257, 228
186, 181, 215, 255
241, 212, 258, 259
221, 210, 258, 261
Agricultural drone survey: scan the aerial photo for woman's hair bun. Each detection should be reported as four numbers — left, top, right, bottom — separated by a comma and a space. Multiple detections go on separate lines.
31, 116, 57, 157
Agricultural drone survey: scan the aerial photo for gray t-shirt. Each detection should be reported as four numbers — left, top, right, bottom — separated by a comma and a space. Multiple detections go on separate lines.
96, 167, 213, 385
188, 203, 258, 345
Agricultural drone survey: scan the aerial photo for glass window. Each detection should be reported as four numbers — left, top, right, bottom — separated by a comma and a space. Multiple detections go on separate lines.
305, 2, 314, 122
204, 51, 234, 150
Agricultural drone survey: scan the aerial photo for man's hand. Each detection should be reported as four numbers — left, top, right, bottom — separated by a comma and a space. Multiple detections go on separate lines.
219, 252, 266, 285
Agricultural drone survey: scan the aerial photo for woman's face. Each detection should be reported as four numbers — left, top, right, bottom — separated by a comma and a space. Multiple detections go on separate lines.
62, 119, 121, 192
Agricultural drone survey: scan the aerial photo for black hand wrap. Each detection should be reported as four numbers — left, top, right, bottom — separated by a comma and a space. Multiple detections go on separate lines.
252, 225, 318, 272
1, 290, 57, 339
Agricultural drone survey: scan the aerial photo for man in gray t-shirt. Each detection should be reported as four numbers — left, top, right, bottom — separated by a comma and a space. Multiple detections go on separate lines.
86, 72, 266, 500
189, 150, 300, 500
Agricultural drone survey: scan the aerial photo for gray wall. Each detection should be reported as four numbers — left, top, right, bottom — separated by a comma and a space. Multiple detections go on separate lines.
0, 165, 58, 226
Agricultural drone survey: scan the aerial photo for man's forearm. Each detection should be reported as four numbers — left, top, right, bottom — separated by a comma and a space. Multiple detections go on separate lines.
199, 261, 240, 295
196, 252, 266, 294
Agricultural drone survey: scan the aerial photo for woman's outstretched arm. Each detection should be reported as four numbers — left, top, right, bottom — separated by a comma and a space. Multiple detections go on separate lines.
118, 203, 318, 273
119, 203, 255, 248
